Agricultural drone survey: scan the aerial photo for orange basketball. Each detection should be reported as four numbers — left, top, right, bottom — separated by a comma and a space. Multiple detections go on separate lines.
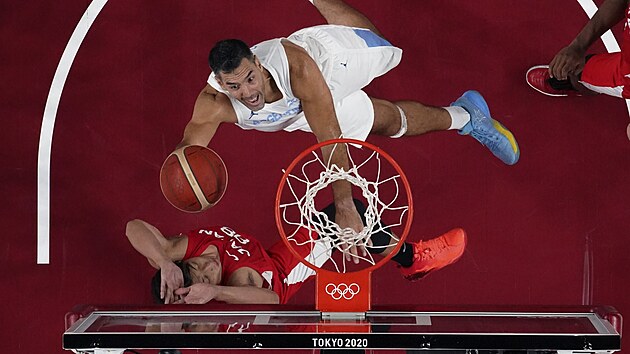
160, 145, 228, 212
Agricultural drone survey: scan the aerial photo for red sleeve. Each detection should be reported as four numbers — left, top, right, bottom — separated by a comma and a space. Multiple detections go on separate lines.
180, 226, 279, 293
622, 6, 630, 98
183, 227, 222, 259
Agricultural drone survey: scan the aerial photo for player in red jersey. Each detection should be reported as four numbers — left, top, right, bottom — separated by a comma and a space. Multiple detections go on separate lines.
126, 202, 467, 305
526, 0, 630, 138
526, 0, 630, 139
528, 0, 630, 97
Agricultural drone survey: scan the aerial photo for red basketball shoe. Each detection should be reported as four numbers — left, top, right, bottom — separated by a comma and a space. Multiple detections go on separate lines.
399, 228, 467, 281
526, 65, 581, 97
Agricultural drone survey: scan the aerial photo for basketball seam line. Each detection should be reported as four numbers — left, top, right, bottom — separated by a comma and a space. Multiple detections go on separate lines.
174, 148, 211, 210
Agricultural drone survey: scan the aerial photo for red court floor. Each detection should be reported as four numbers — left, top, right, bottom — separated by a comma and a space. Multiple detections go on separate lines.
2, 0, 630, 352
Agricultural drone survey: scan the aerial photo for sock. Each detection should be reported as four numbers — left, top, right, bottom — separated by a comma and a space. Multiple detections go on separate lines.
444, 106, 470, 130
391, 243, 414, 267
548, 77, 576, 91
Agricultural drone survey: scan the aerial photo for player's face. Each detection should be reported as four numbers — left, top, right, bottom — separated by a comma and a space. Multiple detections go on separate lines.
217, 57, 266, 111
185, 254, 222, 285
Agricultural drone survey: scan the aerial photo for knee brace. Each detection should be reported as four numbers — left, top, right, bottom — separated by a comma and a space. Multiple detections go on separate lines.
390, 105, 407, 138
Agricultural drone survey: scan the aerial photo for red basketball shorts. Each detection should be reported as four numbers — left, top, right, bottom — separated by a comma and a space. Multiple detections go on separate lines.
580, 29, 630, 98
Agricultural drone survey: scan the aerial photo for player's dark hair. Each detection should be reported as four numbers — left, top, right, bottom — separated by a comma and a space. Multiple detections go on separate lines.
150, 261, 193, 304
208, 39, 254, 75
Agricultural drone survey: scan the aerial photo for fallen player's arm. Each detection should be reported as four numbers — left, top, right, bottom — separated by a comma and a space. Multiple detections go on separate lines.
177, 84, 237, 149
125, 219, 187, 268
214, 285, 280, 304
176, 283, 280, 304
126, 219, 188, 303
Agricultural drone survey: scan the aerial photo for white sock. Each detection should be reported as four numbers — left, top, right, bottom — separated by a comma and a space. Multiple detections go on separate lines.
444, 106, 470, 130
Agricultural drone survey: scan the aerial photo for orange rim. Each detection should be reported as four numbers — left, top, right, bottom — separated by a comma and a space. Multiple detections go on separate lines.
274, 138, 413, 276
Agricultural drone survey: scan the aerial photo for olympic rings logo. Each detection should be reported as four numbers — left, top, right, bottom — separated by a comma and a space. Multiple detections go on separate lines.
325, 282, 360, 300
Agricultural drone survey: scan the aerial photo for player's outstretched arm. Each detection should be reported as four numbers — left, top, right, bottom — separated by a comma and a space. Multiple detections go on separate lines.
126, 219, 187, 303
549, 0, 629, 79
175, 284, 280, 304
177, 84, 238, 149
283, 41, 365, 261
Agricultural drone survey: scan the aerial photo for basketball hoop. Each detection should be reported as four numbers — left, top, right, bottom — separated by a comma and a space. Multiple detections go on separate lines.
275, 139, 412, 314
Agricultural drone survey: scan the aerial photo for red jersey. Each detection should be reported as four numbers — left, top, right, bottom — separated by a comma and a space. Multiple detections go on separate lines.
182, 226, 279, 294
579, 4, 630, 98
181, 226, 324, 304
622, 4, 630, 98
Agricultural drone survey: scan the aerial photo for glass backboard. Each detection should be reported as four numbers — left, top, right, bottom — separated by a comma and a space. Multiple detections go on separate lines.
63, 304, 621, 353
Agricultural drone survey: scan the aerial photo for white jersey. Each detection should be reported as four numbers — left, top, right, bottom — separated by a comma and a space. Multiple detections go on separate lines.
207, 25, 403, 140
208, 39, 307, 132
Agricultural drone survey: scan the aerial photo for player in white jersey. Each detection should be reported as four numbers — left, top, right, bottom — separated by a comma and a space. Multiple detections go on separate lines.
178, 0, 520, 259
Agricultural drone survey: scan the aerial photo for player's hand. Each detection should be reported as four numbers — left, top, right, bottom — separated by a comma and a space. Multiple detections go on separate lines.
549, 45, 586, 80
335, 204, 368, 264
159, 261, 184, 304
175, 283, 218, 304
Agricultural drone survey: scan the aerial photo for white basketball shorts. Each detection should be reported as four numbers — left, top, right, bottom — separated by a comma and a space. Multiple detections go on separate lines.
287, 25, 403, 141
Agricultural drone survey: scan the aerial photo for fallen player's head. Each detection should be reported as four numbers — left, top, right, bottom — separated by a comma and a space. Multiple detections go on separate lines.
151, 254, 224, 304
151, 261, 192, 304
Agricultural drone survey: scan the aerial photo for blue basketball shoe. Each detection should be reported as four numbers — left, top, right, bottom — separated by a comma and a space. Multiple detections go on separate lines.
451, 91, 520, 165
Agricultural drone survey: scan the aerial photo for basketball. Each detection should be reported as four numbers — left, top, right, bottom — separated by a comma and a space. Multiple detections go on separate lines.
160, 145, 228, 212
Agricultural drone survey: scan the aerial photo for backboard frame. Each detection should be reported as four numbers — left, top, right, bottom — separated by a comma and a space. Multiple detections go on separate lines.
63, 304, 622, 353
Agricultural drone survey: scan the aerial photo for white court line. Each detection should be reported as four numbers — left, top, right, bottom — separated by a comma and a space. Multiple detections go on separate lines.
577, 0, 621, 52
37, 0, 108, 264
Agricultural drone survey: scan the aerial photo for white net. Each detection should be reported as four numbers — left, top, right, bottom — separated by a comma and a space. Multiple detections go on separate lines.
278, 141, 410, 274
